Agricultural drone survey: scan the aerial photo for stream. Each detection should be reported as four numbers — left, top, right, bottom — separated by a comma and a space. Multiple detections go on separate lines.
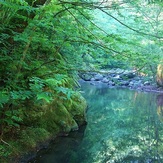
29, 82, 163, 163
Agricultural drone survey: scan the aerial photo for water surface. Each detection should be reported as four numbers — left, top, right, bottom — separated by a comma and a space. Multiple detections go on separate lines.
29, 82, 163, 163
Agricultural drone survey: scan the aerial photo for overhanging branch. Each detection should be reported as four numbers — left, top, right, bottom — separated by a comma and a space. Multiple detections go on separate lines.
58, 0, 163, 40
97, 7, 163, 39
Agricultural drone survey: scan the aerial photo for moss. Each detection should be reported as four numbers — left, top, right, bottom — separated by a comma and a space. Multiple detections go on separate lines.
0, 92, 87, 163
38, 92, 87, 133
65, 92, 87, 126
0, 127, 51, 163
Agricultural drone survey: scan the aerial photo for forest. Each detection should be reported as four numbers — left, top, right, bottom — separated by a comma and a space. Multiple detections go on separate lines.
0, 0, 163, 162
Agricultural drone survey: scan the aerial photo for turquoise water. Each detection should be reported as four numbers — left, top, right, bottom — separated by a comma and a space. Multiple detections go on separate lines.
29, 82, 163, 163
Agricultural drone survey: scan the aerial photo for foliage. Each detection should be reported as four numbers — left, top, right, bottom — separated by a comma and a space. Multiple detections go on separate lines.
0, 0, 163, 161
0, 0, 88, 161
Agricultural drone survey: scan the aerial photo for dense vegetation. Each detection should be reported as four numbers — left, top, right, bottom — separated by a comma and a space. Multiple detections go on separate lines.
0, 0, 162, 162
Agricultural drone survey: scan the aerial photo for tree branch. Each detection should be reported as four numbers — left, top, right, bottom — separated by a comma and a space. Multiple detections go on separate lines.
95, 7, 163, 39
58, 0, 163, 39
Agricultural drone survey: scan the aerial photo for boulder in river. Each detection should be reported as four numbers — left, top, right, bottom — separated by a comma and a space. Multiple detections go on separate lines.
79, 68, 159, 92
80, 73, 93, 81
120, 70, 136, 79
94, 74, 103, 81
102, 77, 109, 83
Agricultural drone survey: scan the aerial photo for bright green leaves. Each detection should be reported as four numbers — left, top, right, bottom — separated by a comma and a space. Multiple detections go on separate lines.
11, 90, 32, 100
0, 0, 35, 25
29, 77, 45, 92
28, 75, 75, 103
29, 77, 53, 103
45, 74, 75, 100
36, 92, 53, 103
0, 74, 75, 112
56, 87, 74, 100
45, 74, 68, 87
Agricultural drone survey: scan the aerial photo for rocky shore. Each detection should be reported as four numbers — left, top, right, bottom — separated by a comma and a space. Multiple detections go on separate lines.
79, 69, 163, 93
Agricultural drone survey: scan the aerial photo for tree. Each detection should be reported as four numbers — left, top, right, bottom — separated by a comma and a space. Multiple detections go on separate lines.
0, 0, 163, 161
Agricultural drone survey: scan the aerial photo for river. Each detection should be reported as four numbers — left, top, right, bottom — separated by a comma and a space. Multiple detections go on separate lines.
29, 82, 163, 163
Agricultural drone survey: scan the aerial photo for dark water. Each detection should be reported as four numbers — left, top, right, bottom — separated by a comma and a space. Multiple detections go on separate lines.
29, 82, 163, 163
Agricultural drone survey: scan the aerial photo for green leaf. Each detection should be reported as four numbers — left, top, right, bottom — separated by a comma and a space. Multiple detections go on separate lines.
37, 92, 53, 103
11, 116, 22, 122
56, 87, 74, 100
10, 90, 32, 100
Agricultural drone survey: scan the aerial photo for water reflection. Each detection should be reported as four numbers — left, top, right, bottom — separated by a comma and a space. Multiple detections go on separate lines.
30, 82, 163, 163
157, 94, 163, 122
28, 126, 86, 163
80, 83, 163, 163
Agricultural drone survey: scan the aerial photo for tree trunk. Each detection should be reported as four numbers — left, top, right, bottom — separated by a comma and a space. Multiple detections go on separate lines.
156, 64, 163, 87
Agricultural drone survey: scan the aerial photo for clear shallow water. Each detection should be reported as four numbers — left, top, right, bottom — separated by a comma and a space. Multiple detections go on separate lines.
29, 82, 163, 163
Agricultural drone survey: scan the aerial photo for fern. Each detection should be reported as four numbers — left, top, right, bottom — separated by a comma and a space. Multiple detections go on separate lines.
56, 87, 74, 100
37, 92, 53, 103
45, 74, 69, 88
29, 77, 45, 92
10, 90, 32, 100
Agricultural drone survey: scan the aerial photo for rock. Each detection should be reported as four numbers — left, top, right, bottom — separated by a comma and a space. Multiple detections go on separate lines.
132, 80, 142, 88
120, 81, 130, 86
144, 81, 150, 86
108, 81, 115, 86
121, 70, 136, 79
102, 77, 109, 83
113, 75, 121, 80
91, 78, 95, 81
80, 73, 92, 81
94, 74, 103, 81
115, 68, 124, 74
108, 69, 116, 74
127, 72, 136, 78
79, 69, 160, 92
129, 81, 134, 87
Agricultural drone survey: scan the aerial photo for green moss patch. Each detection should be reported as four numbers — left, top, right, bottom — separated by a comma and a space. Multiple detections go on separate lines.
0, 93, 87, 163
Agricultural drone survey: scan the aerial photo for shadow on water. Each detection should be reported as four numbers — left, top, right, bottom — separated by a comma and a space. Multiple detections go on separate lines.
29, 82, 163, 163
28, 125, 86, 163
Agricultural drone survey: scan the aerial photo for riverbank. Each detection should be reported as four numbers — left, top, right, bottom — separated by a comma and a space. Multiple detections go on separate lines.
25, 82, 163, 163
0, 92, 87, 163
79, 69, 163, 93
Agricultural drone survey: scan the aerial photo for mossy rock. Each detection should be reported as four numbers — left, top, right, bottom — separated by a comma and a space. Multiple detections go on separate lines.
34, 93, 85, 132
0, 92, 87, 163
39, 103, 78, 133
22, 92, 87, 133
67, 92, 87, 126
156, 64, 163, 87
